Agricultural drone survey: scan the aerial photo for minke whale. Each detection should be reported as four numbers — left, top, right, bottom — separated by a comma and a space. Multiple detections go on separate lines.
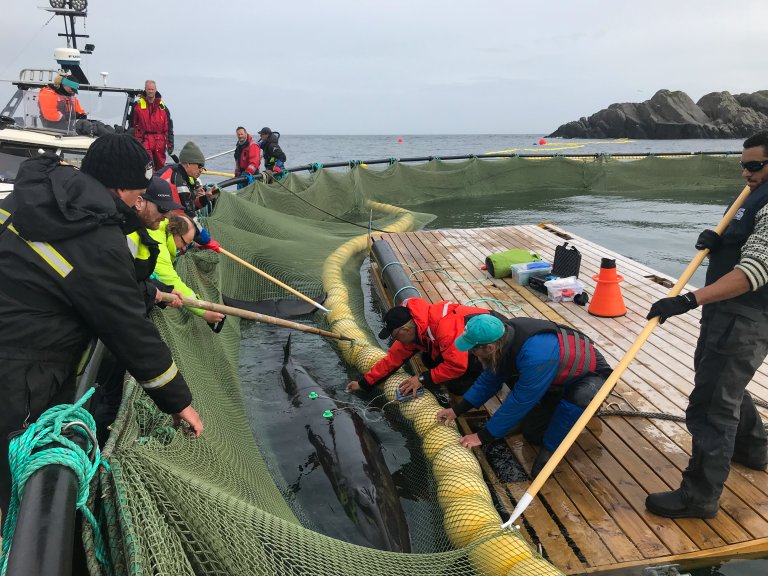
279, 336, 411, 552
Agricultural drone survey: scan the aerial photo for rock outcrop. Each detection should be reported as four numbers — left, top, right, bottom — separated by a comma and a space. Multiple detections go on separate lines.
549, 89, 768, 139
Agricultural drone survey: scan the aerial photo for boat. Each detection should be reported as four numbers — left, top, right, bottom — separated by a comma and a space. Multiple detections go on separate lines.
0, 0, 141, 199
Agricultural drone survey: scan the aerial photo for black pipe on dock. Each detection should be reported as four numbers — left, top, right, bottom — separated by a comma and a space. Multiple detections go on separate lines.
370, 239, 420, 305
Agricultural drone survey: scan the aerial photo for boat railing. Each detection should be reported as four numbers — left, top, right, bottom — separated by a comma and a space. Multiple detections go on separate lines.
4, 340, 106, 576
18, 68, 59, 83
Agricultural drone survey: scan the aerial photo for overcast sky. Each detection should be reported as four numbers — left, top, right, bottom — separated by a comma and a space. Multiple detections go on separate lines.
1, 1, 764, 135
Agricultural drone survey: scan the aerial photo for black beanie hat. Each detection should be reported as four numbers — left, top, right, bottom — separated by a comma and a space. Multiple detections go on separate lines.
378, 305, 413, 339
81, 134, 152, 190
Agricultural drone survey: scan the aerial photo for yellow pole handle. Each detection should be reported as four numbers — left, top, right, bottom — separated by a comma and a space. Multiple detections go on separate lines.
502, 184, 752, 529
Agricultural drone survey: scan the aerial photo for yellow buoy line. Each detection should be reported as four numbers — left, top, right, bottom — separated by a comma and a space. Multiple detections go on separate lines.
320, 199, 562, 576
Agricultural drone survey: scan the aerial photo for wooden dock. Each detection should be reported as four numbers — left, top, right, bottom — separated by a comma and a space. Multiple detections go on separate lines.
369, 224, 768, 575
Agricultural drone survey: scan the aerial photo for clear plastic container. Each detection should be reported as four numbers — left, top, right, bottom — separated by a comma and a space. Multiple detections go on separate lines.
510, 262, 552, 286
544, 276, 585, 302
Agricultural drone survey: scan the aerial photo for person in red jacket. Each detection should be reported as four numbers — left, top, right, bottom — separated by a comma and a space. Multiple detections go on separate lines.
128, 80, 174, 170
347, 298, 504, 397
234, 127, 261, 179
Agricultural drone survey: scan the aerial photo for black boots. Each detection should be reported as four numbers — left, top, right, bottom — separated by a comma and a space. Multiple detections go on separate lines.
731, 447, 768, 471
645, 489, 718, 519
530, 447, 553, 478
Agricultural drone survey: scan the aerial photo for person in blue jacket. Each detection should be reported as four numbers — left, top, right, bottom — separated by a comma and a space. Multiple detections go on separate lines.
436, 314, 612, 476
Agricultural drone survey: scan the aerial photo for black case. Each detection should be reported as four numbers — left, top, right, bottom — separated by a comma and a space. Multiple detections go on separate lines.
552, 242, 582, 278
529, 276, 548, 294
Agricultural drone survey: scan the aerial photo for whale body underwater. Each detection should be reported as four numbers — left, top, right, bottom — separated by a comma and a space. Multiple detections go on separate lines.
278, 336, 411, 552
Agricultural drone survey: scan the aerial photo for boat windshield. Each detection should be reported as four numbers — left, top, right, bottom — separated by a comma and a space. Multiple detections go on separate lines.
0, 145, 86, 186
13, 87, 131, 135
2, 71, 138, 136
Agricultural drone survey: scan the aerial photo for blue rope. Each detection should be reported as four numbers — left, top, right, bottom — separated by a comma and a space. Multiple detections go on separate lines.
393, 285, 421, 301
0, 387, 112, 575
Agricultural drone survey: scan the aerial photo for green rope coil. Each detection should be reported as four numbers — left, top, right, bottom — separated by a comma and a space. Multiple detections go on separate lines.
0, 387, 112, 576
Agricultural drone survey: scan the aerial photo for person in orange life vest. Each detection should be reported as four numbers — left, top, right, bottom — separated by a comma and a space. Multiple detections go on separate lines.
234, 127, 261, 178
436, 315, 612, 477
346, 298, 502, 397
156, 141, 215, 216
38, 73, 87, 130
128, 80, 174, 170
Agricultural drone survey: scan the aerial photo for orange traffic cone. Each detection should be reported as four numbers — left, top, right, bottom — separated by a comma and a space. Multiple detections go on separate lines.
589, 258, 626, 317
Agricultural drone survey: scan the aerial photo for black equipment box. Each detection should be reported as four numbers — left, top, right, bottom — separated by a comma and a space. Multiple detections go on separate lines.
529, 276, 548, 295
552, 242, 582, 278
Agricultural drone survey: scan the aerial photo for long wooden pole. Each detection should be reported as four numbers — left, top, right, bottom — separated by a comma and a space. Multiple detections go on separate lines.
501, 184, 752, 529
159, 293, 351, 341
218, 247, 331, 314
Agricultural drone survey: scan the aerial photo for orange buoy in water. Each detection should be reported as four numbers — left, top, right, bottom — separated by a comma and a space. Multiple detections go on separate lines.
397, 137, 404, 143
539, 138, 547, 145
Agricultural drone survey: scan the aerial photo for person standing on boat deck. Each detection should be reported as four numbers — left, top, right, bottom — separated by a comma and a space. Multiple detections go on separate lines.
0, 134, 204, 517
257, 127, 287, 176
644, 132, 768, 519
234, 127, 261, 183
155, 141, 214, 216
128, 80, 174, 170
346, 298, 504, 396
435, 315, 612, 477
38, 73, 87, 130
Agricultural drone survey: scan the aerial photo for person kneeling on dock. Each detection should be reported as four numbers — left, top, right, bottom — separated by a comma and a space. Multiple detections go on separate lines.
436, 315, 612, 477
346, 298, 505, 397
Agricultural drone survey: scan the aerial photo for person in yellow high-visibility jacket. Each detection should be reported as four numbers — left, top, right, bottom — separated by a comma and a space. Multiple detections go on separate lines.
148, 214, 225, 326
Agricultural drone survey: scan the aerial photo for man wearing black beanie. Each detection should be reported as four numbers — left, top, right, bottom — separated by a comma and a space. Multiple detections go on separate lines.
0, 134, 204, 518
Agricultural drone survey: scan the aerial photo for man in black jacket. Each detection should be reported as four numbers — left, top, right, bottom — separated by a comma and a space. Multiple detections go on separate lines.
0, 134, 203, 517
645, 132, 768, 518
257, 127, 287, 174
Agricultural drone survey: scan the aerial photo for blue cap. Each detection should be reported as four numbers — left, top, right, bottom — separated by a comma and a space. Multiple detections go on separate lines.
455, 315, 505, 352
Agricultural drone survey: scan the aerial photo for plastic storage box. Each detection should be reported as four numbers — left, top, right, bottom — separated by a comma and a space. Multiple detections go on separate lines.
544, 276, 585, 302
511, 262, 552, 286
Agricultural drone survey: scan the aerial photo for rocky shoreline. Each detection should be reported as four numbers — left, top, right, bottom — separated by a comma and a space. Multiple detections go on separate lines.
549, 89, 768, 139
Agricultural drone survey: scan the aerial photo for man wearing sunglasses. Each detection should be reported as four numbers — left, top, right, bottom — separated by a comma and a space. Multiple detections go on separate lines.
645, 132, 768, 519
128, 177, 186, 311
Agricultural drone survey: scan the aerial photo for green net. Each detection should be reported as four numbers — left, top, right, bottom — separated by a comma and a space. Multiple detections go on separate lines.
85, 155, 740, 576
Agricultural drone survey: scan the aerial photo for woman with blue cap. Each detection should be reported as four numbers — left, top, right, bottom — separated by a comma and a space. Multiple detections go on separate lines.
436, 314, 612, 476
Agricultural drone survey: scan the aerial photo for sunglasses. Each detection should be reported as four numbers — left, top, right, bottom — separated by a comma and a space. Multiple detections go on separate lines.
157, 205, 170, 215
740, 159, 768, 173
197, 164, 205, 170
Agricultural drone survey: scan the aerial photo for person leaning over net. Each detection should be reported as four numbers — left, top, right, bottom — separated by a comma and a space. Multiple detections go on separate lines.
436, 314, 612, 477
644, 131, 768, 519
155, 213, 226, 327
0, 134, 204, 518
347, 297, 505, 398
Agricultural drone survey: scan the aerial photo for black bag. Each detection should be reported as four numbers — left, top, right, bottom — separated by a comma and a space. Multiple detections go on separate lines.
552, 242, 581, 278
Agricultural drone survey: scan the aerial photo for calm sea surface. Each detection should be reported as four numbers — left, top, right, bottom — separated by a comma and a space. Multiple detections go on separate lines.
197, 134, 763, 574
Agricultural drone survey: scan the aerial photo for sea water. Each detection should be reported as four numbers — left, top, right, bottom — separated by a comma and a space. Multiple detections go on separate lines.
220, 135, 764, 573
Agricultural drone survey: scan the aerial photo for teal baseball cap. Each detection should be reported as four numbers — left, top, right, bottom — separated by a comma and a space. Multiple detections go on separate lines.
455, 314, 506, 352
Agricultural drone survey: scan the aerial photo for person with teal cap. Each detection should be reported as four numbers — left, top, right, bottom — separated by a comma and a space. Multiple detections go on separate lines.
436, 314, 612, 476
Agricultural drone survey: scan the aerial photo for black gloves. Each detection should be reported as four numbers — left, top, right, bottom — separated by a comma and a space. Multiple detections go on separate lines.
647, 293, 699, 324
695, 229, 721, 252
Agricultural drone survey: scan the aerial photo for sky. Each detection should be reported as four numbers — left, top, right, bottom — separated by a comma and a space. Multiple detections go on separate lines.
1, 0, 765, 135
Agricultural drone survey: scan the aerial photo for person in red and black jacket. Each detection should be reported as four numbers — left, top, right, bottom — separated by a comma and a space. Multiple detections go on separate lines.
128, 80, 174, 170
346, 298, 503, 397
234, 127, 261, 178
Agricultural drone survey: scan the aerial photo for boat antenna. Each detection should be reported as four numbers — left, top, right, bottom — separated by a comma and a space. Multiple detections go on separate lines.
43, 0, 91, 52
